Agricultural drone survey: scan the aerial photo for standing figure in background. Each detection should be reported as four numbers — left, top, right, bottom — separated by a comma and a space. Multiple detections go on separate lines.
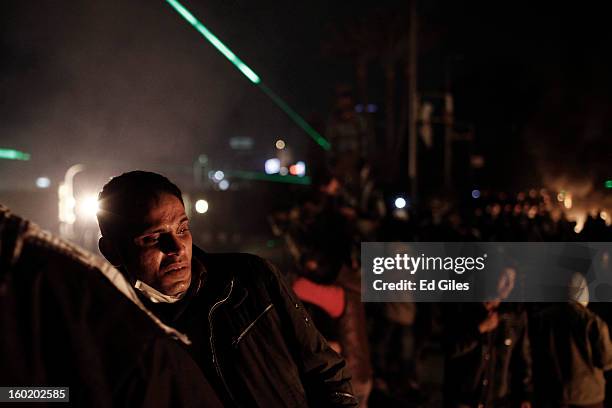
280, 170, 373, 407
444, 268, 532, 408
370, 301, 422, 402
529, 273, 612, 408
326, 85, 374, 189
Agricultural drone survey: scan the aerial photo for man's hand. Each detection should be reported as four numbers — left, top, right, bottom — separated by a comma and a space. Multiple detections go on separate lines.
478, 312, 499, 333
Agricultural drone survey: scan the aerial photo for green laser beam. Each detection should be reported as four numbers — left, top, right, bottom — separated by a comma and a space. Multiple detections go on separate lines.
259, 84, 331, 151
165, 0, 260, 84
0, 149, 30, 161
227, 170, 311, 185
164, 0, 331, 151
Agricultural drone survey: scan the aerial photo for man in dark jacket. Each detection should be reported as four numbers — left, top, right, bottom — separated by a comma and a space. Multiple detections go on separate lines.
96, 171, 357, 407
444, 268, 532, 408
529, 273, 612, 408
0, 204, 222, 407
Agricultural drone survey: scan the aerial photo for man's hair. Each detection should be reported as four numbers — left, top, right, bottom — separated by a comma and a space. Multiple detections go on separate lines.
97, 171, 183, 238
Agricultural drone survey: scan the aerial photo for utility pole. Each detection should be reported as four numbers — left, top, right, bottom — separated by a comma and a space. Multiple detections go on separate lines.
58, 164, 85, 239
444, 57, 454, 190
408, 0, 419, 200
193, 154, 208, 187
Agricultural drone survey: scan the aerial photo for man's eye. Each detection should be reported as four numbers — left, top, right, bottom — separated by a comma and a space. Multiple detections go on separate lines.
141, 235, 159, 245
178, 225, 190, 234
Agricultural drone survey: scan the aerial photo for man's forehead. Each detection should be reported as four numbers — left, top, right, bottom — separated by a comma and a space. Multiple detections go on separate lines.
142, 194, 185, 219
125, 193, 188, 234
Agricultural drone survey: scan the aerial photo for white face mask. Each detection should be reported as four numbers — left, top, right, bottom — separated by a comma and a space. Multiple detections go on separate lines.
134, 280, 186, 304
568, 272, 589, 307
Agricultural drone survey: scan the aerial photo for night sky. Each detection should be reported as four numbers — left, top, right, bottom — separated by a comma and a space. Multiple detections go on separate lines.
1, 0, 611, 194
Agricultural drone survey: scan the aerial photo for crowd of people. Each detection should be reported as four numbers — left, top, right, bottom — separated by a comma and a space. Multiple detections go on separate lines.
270, 161, 612, 407
2, 162, 611, 407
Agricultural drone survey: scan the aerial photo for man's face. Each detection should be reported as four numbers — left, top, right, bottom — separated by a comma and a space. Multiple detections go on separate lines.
117, 193, 192, 296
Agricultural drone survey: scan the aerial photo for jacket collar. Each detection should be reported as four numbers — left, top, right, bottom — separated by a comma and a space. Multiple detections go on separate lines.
192, 245, 233, 293
192, 245, 241, 308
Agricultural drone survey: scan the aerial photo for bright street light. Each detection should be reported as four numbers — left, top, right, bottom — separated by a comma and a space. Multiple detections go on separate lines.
36, 177, 51, 189
265, 158, 281, 174
195, 199, 209, 214
77, 194, 100, 220
219, 180, 230, 191
213, 171, 225, 182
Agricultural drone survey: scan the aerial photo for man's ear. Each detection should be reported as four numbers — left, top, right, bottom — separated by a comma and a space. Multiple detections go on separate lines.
98, 236, 123, 267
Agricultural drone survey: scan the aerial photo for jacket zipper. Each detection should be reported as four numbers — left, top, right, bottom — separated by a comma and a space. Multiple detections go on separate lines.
232, 303, 274, 348
209, 278, 236, 405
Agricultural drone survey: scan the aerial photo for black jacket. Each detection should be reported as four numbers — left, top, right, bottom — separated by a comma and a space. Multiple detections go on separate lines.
0, 205, 223, 407
143, 246, 357, 407
529, 302, 612, 406
443, 303, 532, 407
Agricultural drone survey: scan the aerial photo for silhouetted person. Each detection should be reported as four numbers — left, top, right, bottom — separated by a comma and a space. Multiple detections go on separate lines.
444, 268, 532, 408
529, 273, 612, 408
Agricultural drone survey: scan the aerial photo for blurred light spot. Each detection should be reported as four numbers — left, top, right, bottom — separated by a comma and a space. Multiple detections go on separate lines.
605, 180, 612, 189
213, 171, 224, 182
195, 199, 209, 214
564, 195, 573, 209
366, 104, 378, 113
528, 206, 538, 219
295, 161, 306, 177
572, 212, 586, 233
394, 197, 407, 209
471, 189, 481, 199
275, 139, 286, 150
279, 167, 288, 176
198, 154, 208, 164
229, 137, 253, 150
219, 179, 230, 190
393, 208, 409, 220
470, 155, 485, 169
265, 158, 281, 174
36, 177, 51, 189
77, 195, 99, 220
